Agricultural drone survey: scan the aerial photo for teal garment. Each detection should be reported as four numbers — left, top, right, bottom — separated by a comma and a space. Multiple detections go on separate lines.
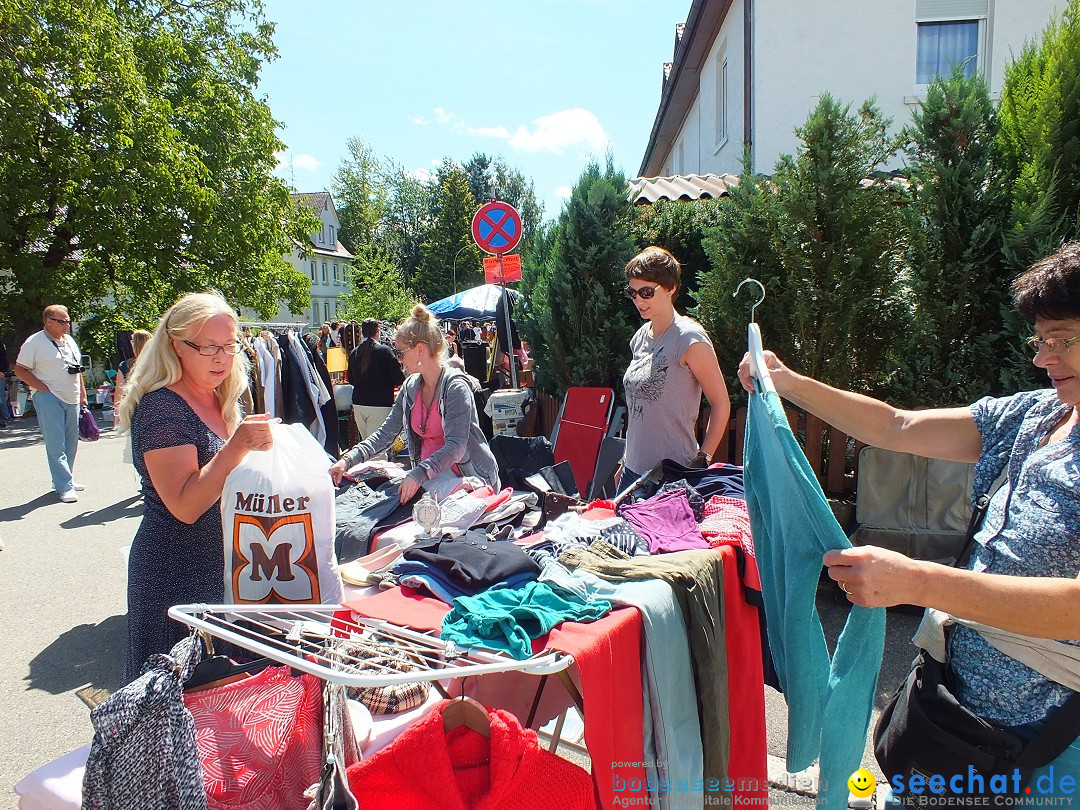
744, 390, 886, 808
441, 580, 612, 659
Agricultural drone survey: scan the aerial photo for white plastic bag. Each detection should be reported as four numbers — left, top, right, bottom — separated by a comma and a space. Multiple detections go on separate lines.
221, 422, 344, 605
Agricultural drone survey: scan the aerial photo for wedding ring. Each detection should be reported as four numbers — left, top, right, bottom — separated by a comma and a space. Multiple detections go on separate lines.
840, 581, 852, 595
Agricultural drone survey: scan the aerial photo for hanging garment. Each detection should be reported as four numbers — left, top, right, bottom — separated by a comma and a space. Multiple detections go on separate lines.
743, 389, 885, 809
183, 666, 324, 810
539, 558, 704, 810
82, 637, 208, 810
286, 331, 330, 449
344, 701, 596, 809
301, 332, 339, 456
558, 543, 732, 806
254, 336, 280, 419
344, 586, 650, 810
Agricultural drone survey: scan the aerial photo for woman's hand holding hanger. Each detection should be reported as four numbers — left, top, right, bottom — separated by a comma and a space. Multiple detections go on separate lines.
736, 350, 800, 396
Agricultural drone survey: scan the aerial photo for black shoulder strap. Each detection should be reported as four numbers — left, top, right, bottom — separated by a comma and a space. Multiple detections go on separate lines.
953, 493, 991, 570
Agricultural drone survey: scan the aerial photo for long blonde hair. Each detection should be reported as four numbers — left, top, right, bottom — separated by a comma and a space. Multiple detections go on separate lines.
117, 292, 250, 433
396, 304, 447, 362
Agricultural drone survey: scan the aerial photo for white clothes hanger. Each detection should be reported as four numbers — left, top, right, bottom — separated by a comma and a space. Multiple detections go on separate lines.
733, 278, 775, 394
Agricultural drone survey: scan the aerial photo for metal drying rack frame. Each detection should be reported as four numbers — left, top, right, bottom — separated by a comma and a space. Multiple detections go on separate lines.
168, 604, 574, 688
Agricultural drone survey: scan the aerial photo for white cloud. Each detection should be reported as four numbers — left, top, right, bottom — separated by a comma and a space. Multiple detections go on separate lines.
409, 168, 433, 183
509, 109, 608, 155
410, 115, 430, 126
285, 156, 317, 173
467, 124, 511, 139
426, 106, 609, 157
555, 186, 573, 199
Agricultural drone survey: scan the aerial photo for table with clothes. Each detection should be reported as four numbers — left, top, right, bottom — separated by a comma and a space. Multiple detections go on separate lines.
333, 459, 773, 810
15, 461, 775, 810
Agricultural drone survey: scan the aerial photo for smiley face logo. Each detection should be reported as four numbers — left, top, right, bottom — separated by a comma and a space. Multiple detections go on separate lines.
847, 768, 877, 799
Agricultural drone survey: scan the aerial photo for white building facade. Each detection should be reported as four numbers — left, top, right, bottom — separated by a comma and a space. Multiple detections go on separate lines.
639, 0, 1061, 179
249, 191, 355, 327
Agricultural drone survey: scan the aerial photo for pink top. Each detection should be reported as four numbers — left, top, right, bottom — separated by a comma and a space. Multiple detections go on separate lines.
410, 396, 460, 475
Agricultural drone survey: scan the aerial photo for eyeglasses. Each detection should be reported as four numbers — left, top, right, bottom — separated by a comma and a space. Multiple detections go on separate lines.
48, 317, 73, 325
182, 339, 243, 356
623, 284, 660, 301
1025, 334, 1080, 355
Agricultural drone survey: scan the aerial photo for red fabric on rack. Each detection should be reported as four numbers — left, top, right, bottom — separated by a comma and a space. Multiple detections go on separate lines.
183, 666, 323, 810
344, 589, 650, 810
345, 701, 596, 809
715, 544, 768, 803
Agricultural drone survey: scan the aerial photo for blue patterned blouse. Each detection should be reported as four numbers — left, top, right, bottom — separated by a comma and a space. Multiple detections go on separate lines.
948, 389, 1080, 727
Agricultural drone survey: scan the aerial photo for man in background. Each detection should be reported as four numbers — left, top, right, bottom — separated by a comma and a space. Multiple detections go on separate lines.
14, 305, 87, 503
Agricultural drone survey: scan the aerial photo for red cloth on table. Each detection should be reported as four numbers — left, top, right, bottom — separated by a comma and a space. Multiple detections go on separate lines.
344, 588, 649, 810
700, 496, 760, 590
715, 544, 768, 802
345, 701, 596, 809
183, 666, 323, 810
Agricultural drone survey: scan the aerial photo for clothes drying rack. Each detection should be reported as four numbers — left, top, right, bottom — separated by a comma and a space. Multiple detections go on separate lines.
168, 604, 574, 688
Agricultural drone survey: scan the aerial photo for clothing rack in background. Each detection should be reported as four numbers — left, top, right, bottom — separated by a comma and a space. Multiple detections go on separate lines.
241, 321, 311, 333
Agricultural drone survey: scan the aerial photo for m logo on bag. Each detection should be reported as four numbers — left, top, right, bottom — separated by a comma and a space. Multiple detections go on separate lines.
231, 513, 322, 604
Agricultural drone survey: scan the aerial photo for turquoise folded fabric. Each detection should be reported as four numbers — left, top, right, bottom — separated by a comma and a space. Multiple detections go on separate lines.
744, 390, 886, 808
441, 580, 612, 659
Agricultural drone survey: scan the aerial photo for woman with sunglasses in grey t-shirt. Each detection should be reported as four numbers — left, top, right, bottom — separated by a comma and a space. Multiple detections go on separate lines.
620, 247, 731, 487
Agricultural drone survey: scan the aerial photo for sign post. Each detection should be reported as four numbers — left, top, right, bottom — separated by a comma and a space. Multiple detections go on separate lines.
471, 200, 522, 389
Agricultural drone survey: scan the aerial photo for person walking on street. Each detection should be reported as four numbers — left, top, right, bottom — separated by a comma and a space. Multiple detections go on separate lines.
0, 339, 11, 427
14, 305, 88, 502
346, 318, 405, 452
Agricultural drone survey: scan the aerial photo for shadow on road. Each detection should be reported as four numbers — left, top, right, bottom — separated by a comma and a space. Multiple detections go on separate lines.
0, 492, 61, 522
27, 614, 127, 696
60, 495, 143, 529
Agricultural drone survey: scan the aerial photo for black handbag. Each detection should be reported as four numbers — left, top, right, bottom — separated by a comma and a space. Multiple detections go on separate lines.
874, 494, 1080, 805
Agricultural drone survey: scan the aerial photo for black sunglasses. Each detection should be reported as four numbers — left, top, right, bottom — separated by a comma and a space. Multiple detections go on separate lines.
624, 284, 660, 301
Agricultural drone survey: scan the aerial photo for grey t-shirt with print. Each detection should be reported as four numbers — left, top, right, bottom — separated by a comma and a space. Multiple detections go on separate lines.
623, 314, 712, 474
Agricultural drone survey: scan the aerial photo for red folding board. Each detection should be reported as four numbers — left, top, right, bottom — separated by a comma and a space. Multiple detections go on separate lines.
552, 387, 614, 496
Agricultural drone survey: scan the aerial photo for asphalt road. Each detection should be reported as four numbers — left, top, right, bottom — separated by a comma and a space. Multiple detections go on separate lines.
0, 409, 921, 808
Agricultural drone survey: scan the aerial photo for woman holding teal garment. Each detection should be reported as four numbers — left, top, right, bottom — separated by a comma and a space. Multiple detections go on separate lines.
738, 242, 1080, 797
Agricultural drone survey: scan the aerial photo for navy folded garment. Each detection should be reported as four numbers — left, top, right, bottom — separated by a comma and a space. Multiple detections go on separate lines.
631, 460, 745, 502
402, 531, 541, 595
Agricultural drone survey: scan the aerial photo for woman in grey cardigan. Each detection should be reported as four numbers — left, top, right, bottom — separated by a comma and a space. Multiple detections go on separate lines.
329, 304, 499, 501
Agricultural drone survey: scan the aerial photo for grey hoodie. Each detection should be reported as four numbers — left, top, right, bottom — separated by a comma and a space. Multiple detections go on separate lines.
342, 367, 500, 489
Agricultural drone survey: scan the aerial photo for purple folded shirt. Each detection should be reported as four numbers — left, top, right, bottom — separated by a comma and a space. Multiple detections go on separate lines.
618, 489, 710, 553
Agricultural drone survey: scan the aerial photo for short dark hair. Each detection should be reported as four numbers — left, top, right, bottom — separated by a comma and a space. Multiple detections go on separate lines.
1013, 241, 1080, 322
625, 246, 681, 293
361, 318, 379, 338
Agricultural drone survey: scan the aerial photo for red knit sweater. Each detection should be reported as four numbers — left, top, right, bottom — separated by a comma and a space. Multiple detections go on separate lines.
346, 701, 597, 809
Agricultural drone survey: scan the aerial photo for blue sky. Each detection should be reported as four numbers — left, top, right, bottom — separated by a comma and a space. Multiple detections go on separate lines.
257, 0, 686, 221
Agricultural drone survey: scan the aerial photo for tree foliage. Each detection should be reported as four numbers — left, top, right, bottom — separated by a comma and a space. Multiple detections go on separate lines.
698, 97, 913, 399
0, 0, 316, 360
900, 69, 1015, 405
338, 247, 415, 324
520, 157, 636, 396
414, 162, 483, 302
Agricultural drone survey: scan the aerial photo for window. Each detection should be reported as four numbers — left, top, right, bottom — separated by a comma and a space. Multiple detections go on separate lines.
321, 262, 327, 284
312, 303, 319, 324
324, 301, 330, 322
309, 261, 316, 281
330, 225, 336, 245
318, 225, 324, 245
916, 20, 979, 83
332, 263, 339, 284
714, 54, 729, 147
334, 300, 340, 316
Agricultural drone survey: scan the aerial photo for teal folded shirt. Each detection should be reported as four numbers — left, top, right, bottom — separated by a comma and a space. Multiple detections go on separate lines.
441, 580, 612, 659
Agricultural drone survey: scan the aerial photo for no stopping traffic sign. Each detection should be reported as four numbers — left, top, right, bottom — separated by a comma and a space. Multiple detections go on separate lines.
471, 201, 522, 255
